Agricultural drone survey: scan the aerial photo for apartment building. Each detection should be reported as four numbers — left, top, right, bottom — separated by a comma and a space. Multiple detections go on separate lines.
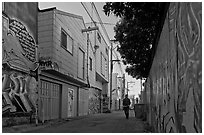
38, 7, 90, 121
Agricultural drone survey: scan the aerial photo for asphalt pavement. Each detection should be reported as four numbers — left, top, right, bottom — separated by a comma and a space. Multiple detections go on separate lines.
3, 110, 146, 133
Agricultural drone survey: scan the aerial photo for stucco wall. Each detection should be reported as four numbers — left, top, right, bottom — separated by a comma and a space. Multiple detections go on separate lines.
145, 2, 202, 133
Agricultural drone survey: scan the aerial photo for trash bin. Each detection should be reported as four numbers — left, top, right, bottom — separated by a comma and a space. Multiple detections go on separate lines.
134, 104, 146, 120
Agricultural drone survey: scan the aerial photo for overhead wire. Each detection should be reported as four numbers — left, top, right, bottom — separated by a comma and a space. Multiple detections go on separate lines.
81, 2, 97, 26
91, 2, 124, 74
81, 2, 124, 74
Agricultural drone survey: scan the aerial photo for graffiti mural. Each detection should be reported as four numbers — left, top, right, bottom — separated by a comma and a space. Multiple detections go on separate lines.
176, 2, 202, 133
2, 70, 38, 115
144, 2, 202, 133
2, 2, 38, 118
2, 13, 38, 72
67, 89, 74, 117
88, 89, 101, 114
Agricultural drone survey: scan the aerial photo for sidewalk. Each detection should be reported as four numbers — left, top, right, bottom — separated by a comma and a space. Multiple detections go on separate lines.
2, 115, 89, 133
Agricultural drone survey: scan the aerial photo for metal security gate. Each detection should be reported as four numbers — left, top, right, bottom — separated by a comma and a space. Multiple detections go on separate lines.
39, 80, 61, 121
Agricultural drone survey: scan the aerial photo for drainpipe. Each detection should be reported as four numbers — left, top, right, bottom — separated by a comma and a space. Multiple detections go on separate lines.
82, 26, 99, 87
86, 33, 90, 88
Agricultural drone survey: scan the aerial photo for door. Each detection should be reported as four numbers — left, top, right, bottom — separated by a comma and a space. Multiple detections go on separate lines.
39, 80, 61, 121
51, 83, 60, 119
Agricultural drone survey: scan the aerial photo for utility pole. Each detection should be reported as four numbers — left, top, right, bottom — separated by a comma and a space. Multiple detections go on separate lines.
109, 40, 120, 111
109, 41, 113, 111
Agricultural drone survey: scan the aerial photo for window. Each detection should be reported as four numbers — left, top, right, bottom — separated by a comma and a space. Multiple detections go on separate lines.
78, 48, 85, 79
61, 29, 67, 48
105, 48, 108, 55
97, 32, 101, 43
89, 57, 92, 71
61, 28, 73, 54
105, 58, 108, 77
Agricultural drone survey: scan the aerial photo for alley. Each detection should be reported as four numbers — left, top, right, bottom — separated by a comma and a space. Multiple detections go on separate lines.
28, 110, 145, 133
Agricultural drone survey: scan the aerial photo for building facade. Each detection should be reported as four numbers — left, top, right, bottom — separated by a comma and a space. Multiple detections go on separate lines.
2, 2, 39, 125
111, 73, 124, 110
143, 2, 202, 133
87, 24, 109, 113
38, 8, 90, 121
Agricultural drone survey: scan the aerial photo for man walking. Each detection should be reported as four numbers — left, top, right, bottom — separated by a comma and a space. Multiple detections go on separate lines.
123, 94, 131, 119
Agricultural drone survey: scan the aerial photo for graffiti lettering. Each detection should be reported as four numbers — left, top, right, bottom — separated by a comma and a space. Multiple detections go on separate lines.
39, 57, 59, 71
2, 71, 37, 115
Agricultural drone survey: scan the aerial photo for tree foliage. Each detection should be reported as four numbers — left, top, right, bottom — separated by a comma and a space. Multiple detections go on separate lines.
103, 2, 166, 79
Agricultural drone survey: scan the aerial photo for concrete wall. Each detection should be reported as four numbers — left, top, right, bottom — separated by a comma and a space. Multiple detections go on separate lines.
144, 2, 202, 133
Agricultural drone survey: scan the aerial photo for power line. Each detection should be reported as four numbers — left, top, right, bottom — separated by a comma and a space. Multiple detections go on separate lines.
82, 2, 124, 74
91, 2, 111, 44
86, 22, 116, 25
81, 2, 97, 26
91, 3, 124, 74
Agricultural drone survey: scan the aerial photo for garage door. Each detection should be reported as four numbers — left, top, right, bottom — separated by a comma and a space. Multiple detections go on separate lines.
39, 80, 61, 121
78, 88, 89, 116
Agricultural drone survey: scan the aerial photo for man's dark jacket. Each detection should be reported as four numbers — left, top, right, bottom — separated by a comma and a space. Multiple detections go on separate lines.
123, 98, 131, 106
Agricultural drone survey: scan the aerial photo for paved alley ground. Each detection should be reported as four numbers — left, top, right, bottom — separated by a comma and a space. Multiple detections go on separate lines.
26, 110, 145, 133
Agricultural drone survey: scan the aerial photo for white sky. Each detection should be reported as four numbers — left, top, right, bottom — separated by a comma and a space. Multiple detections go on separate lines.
39, 2, 142, 98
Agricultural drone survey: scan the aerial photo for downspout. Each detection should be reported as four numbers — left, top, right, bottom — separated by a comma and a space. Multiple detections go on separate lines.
86, 33, 90, 88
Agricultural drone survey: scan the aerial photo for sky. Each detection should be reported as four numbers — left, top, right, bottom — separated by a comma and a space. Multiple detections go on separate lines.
39, 2, 142, 98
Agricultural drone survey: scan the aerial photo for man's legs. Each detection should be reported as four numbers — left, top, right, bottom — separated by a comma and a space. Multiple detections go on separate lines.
126, 108, 129, 119
124, 107, 129, 119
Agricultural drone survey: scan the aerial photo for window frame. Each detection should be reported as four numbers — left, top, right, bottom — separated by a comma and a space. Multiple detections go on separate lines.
61, 28, 73, 54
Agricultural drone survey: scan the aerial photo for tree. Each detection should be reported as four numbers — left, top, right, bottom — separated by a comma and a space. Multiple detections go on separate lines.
103, 2, 167, 79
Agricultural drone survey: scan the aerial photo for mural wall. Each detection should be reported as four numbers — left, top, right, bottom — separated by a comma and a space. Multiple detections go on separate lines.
88, 88, 102, 114
144, 2, 202, 133
2, 2, 38, 117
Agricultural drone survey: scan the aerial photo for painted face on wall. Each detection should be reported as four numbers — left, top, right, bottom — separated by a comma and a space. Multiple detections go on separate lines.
2, 14, 38, 72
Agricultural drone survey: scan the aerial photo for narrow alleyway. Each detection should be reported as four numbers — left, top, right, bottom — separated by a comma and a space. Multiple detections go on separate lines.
27, 110, 145, 133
